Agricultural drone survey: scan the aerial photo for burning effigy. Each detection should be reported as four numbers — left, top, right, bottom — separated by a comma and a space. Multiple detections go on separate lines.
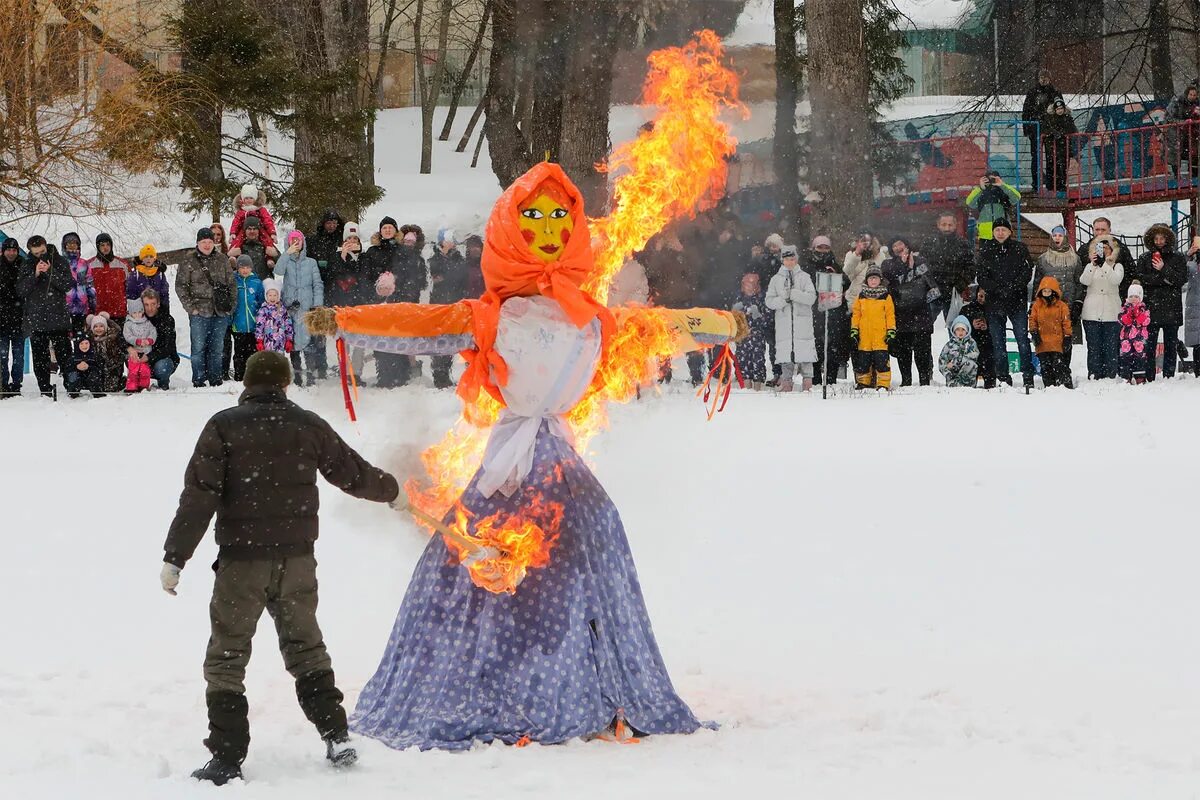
306, 31, 745, 750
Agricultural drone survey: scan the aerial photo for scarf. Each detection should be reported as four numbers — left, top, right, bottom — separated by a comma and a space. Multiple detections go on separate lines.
859, 285, 889, 300
136, 263, 159, 278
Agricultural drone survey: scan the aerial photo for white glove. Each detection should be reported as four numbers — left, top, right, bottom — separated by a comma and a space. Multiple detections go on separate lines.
160, 562, 181, 595
732, 301, 745, 313
748, 306, 762, 319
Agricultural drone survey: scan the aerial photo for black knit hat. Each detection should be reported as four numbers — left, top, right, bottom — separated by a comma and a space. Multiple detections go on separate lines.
993, 218, 1013, 232
242, 215, 261, 230
95, 232, 113, 248
380, 216, 398, 231
197, 227, 215, 242
2, 237, 18, 251
242, 351, 292, 390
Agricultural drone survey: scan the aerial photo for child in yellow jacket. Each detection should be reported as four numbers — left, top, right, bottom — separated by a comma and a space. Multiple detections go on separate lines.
850, 265, 896, 390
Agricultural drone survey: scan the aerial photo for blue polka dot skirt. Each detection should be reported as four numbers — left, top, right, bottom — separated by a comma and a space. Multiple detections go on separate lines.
350, 423, 708, 750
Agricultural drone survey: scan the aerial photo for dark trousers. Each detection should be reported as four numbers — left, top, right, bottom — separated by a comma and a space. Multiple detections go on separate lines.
204, 555, 346, 764
1038, 351, 1071, 387
1043, 139, 1069, 191
1145, 324, 1179, 380
1083, 320, 1120, 378
814, 305, 850, 384
988, 298, 1034, 380
221, 327, 234, 378
975, 338, 996, 387
888, 331, 933, 386
432, 355, 455, 389
853, 349, 891, 388
1028, 134, 1041, 190
230, 332, 257, 381
289, 338, 327, 385
64, 365, 106, 396
766, 336, 781, 379
375, 351, 412, 388
1192, 346, 1200, 377
29, 331, 71, 394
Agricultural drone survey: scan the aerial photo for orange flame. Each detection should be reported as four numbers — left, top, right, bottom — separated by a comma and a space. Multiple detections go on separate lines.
405, 30, 741, 585
443, 496, 564, 595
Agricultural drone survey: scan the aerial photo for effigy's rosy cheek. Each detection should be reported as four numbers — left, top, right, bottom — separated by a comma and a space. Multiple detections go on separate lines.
560, 229, 570, 245
521, 229, 535, 244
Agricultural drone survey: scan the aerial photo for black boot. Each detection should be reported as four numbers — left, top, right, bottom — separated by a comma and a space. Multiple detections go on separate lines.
204, 691, 250, 771
324, 732, 357, 768
191, 758, 243, 786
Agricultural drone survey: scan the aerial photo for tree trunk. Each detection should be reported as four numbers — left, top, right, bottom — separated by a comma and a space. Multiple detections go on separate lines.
415, 0, 454, 173
438, 0, 491, 141
484, 0, 532, 186
806, 0, 872, 244
530, 0, 566, 161
772, 0, 802, 240
1148, 0, 1174, 99
177, 2, 225, 217
456, 95, 486, 152
558, 0, 621, 212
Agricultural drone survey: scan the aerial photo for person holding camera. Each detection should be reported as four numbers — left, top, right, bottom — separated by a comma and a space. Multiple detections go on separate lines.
1079, 235, 1125, 379
965, 171, 1020, 242
18, 235, 73, 397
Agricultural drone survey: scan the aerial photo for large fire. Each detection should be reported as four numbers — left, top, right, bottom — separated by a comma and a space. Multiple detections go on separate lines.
406, 30, 742, 592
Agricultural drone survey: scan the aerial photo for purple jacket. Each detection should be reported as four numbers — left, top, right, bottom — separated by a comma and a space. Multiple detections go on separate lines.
126, 265, 171, 312
65, 254, 97, 316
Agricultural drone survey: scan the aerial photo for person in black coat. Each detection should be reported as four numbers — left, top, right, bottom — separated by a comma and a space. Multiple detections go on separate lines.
1132, 223, 1188, 380
920, 212, 975, 324
0, 237, 25, 395
18, 236, 73, 396
365, 219, 428, 387
1041, 99, 1078, 192
1021, 69, 1064, 192
881, 236, 940, 386
308, 208, 345, 290
960, 284, 995, 388
975, 219, 1035, 386
142, 288, 179, 390
427, 230, 476, 389
803, 235, 850, 385
161, 351, 399, 785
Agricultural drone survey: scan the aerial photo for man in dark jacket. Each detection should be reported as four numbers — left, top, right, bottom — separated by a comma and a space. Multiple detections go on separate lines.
0, 237, 25, 395
881, 236, 940, 386
920, 212, 974, 323
307, 208, 345, 290
1166, 85, 1200, 178
1132, 223, 1188, 380
141, 287, 179, 389
1021, 68, 1064, 192
975, 219, 1035, 386
18, 235, 73, 396
161, 351, 400, 786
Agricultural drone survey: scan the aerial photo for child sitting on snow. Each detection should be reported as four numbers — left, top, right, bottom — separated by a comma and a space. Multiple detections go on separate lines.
938, 315, 980, 387
850, 265, 895, 390
255, 277, 294, 354
229, 184, 279, 255
1119, 281, 1151, 384
1028, 276, 1074, 388
86, 312, 126, 394
123, 299, 157, 392
731, 271, 771, 390
959, 284, 995, 389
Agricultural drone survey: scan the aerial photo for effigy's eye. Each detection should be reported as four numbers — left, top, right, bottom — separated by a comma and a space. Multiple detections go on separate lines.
521, 209, 544, 220
549, 208, 568, 219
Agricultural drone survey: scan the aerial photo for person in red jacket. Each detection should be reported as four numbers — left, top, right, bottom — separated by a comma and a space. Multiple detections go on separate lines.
87, 233, 131, 323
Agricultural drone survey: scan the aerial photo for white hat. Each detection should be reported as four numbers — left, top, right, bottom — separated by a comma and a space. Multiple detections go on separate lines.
438, 227, 457, 246
765, 233, 784, 249
1127, 282, 1144, 299
240, 183, 258, 201
343, 222, 360, 242
262, 277, 282, 296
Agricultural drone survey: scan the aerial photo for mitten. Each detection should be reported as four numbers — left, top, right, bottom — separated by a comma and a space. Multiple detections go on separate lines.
849, 328, 860, 341
256, 340, 264, 351
885, 329, 896, 343
160, 562, 181, 595
1031, 331, 1042, 347
284, 340, 294, 353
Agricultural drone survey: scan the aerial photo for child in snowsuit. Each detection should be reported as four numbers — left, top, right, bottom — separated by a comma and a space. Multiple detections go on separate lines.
938, 315, 980, 386
123, 298, 157, 392
255, 277, 294, 354
230, 255, 264, 381
764, 244, 818, 391
229, 184, 279, 253
62, 232, 96, 334
850, 265, 896, 389
64, 329, 105, 398
1119, 281, 1151, 383
731, 271, 771, 389
1028, 276, 1074, 387
86, 312, 126, 393
960, 284, 996, 388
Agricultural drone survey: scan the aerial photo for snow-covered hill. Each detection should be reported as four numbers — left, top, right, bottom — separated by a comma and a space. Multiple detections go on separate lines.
4, 369, 1200, 798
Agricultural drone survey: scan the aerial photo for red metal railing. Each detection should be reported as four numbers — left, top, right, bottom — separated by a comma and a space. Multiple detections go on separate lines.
1041, 118, 1197, 201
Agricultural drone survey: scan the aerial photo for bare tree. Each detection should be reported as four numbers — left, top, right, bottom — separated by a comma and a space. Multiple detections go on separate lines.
438, 0, 492, 140
415, 0, 454, 173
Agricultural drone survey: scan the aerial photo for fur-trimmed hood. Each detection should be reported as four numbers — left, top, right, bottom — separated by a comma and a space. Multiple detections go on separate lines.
1089, 234, 1122, 262
1143, 223, 1177, 253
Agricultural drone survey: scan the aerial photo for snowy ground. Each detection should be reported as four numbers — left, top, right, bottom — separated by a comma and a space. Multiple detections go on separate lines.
5, 340, 1200, 797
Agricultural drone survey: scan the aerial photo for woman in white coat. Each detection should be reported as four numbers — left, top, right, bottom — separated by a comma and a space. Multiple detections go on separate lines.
1079, 234, 1124, 379
765, 244, 817, 391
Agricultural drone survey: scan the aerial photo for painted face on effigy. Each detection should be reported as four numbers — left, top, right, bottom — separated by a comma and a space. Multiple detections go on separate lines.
517, 182, 575, 263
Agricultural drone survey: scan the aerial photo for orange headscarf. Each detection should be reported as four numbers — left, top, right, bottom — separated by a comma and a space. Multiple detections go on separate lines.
458, 163, 615, 405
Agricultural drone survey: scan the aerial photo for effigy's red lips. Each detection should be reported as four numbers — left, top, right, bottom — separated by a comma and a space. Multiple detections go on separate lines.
539, 244, 560, 254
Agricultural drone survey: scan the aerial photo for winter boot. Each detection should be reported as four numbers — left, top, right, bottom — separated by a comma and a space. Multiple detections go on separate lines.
324, 733, 357, 768
801, 377, 813, 392
191, 758, 243, 786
